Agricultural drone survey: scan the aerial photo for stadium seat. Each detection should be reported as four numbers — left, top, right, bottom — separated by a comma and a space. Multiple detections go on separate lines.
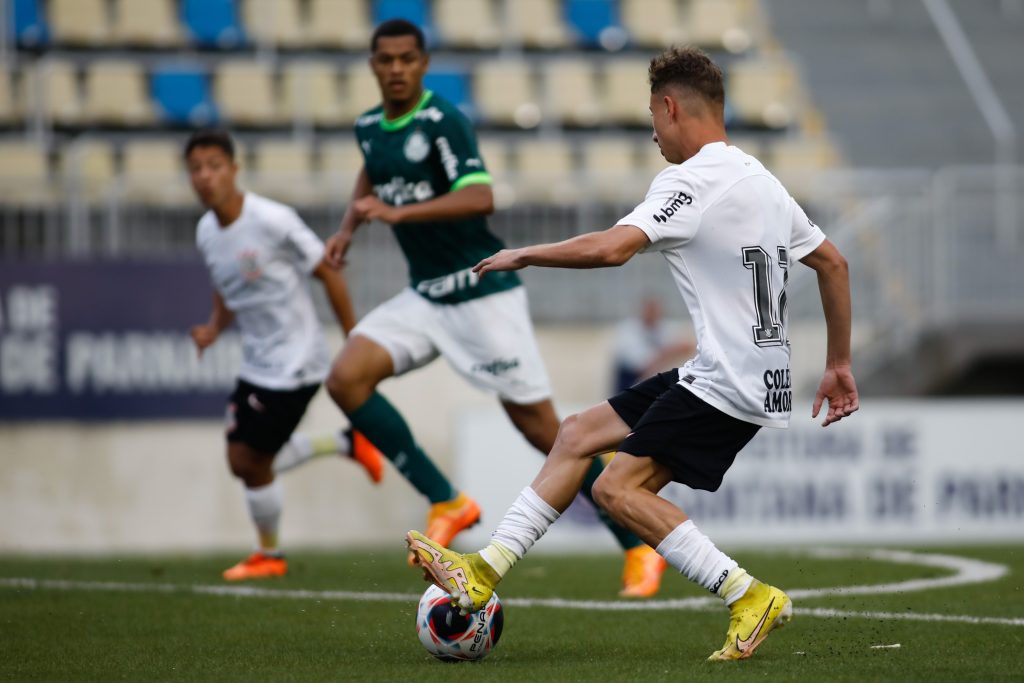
242, 0, 304, 48
767, 135, 840, 201
48, 0, 111, 46
473, 60, 540, 128
21, 59, 83, 126
545, 59, 602, 127
181, 0, 245, 48
151, 64, 218, 126
61, 139, 117, 203
282, 62, 345, 126
111, 0, 185, 47
214, 60, 284, 126
688, 0, 757, 53
121, 140, 191, 205
424, 68, 475, 120
319, 136, 364, 199
373, 0, 431, 34
581, 137, 643, 203
0, 69, 18, 126
0, 140, 51, 204
344, 64, 383, 121
506, 0, 569, 48
601, 59, 652, 127
726, 57, 801, 129
512, 137, 576, 204
250, 139, 318, 204
307, 0, 371, 50
565, 0, 625, 50
83, 61, 155, 126
476, 137, 507, 178
621, 0, 687, 48
12, 0, 49, 48
433, 0, 500, 49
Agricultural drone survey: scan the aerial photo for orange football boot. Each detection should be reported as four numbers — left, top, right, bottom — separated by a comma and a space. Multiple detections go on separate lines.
619, 544, 667, 598
407, 492, 481, 566
222, 552, 288, 581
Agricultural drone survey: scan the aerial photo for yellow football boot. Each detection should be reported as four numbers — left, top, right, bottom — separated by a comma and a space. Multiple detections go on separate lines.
406, 530, 500, 614
708, 580, 792, 661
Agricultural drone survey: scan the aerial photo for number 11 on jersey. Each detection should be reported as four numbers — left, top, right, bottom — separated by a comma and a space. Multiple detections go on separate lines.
742, 246, 789, 347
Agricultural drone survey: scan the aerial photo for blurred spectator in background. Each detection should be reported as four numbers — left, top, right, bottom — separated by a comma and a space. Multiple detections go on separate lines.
612, 296, 696, 393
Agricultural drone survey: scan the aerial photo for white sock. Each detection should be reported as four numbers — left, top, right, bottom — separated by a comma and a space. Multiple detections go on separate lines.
485, 487, 560, 563
656, 520, 752, 604
274, 431, 350, 474
245, 480, 283, 551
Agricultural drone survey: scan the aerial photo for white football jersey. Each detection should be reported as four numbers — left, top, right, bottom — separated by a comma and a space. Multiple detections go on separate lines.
619, 142, 825, 427
196, 192, 329, 390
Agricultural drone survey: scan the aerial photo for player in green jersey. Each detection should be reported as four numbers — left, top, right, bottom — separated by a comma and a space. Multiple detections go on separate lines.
323, 19, 665, 596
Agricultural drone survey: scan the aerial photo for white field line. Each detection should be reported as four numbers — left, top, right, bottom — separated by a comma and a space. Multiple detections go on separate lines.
1, 549, 1017, 627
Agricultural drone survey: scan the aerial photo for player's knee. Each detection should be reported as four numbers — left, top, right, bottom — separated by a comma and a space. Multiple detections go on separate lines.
590, 471, 623, 516
552, 413, 590, 459
325, 364, 370, 410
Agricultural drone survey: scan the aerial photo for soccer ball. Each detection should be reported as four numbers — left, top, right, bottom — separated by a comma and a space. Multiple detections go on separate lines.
415, 584, 504, 662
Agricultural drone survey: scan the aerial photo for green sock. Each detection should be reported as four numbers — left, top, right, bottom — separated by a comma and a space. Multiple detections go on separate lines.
580, 456, 644, 550
347, 392, 455, 504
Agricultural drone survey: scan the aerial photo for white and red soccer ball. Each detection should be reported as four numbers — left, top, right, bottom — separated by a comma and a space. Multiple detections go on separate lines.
415, 584, 504, 661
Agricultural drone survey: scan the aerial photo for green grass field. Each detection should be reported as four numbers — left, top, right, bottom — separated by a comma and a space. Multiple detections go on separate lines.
2, 544, 1022, 682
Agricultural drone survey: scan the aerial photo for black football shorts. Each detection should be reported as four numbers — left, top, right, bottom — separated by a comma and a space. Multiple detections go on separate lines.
608, 370, 761, 491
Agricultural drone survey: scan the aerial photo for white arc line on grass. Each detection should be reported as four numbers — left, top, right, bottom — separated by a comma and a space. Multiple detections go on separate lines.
0, 549, 1016, 627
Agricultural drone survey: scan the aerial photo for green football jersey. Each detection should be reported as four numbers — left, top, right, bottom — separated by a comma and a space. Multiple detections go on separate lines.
354, 90, 521, 305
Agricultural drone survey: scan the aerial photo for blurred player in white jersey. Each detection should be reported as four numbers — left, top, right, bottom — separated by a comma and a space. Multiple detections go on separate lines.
408, 47, 859, 661
186, 129, 384, 581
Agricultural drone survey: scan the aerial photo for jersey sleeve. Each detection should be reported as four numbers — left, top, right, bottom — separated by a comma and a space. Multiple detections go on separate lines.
278, 207, 325, 274
434, 109, 491, 192
617, 168, 701, 252
788, 197, 827, 261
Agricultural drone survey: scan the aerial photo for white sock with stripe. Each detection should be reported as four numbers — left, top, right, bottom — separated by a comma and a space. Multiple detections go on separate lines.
656, 520, 753, 605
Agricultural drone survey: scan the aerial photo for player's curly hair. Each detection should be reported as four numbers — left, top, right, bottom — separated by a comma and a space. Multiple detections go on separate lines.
648, 46, 724, 109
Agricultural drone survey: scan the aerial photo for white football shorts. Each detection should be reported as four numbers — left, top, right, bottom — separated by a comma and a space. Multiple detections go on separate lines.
351, 286, 552, 405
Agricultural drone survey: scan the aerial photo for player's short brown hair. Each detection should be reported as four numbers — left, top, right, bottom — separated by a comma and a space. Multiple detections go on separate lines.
184, 128, 235, 161
648, 46, 724, 109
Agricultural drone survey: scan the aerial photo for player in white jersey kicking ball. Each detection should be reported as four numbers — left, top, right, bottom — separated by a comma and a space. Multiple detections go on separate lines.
408, 46, 859, 661
186, 129, 385, 581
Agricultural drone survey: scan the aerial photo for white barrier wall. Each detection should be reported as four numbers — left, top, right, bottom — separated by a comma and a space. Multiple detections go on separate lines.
457, 400, 1024, 550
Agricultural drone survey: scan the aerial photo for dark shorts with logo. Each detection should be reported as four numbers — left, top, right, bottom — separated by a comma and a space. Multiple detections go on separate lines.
226, 379, 320, 454
607, 370, 761, 492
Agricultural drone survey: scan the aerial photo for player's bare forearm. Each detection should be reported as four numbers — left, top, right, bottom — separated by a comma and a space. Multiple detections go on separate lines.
314, 260, 357, 335
325, 168, 373, 268
390, 184, 494, 224
801, 239, 858, 425
208, 291, 235, 333
474, 225, 649, 275
801, 240, 852, 367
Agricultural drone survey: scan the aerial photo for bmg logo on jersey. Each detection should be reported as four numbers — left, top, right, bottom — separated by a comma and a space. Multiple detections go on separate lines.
652, 191, 694, 223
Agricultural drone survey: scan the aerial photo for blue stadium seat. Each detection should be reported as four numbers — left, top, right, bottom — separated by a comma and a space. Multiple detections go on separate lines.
424, 69, 475, 121
372, 0, 434, 45
565, 0, 621, 48
151, 65, 218, 126
180, 0, 245, 48
11, 0, 48, 47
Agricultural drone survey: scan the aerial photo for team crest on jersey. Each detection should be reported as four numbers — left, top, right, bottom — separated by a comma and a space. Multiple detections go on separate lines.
238, 249, 262, 281
404, 130, 430, 162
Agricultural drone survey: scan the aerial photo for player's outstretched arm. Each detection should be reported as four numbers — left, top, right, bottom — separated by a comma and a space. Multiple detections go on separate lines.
474, 225, 650, 276
800, 239, 859, 426
325, 166, 373, 268
190, 291, 234, 358
313, 260, 357, 336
